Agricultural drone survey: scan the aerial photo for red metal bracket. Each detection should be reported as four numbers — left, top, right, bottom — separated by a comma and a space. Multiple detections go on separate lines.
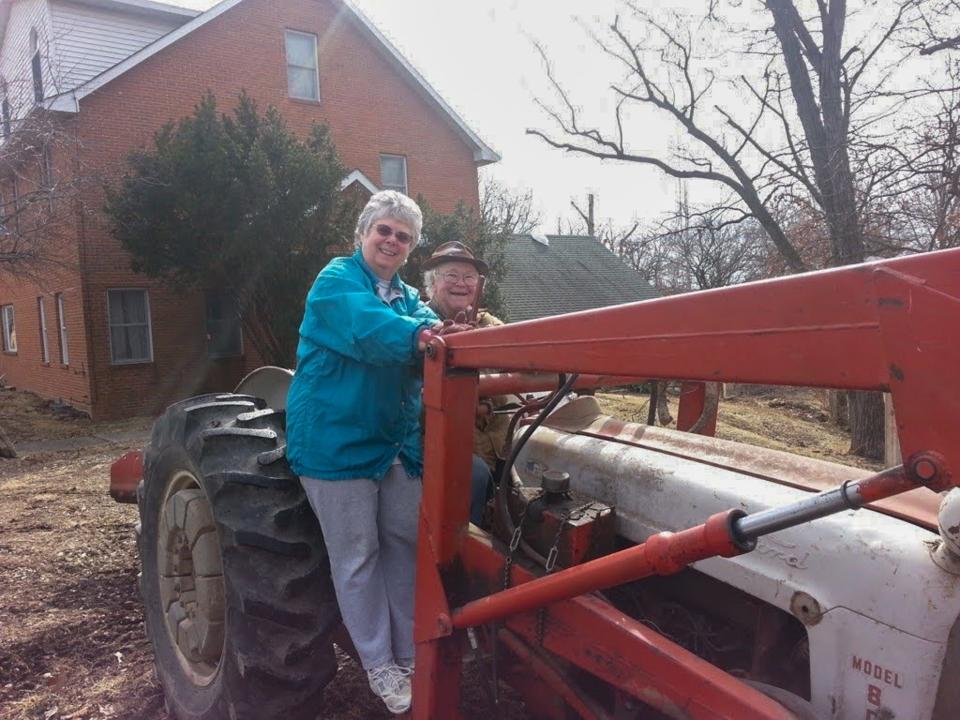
873, 266, 960, 490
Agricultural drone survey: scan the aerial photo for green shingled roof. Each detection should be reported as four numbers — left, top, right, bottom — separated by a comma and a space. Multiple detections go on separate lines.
499, 235, 660, 323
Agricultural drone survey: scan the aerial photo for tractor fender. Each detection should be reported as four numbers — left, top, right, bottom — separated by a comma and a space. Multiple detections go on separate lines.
233, 366, 293, 411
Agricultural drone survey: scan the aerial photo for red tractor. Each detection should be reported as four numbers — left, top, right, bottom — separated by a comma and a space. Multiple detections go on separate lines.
112, 248, 960, 719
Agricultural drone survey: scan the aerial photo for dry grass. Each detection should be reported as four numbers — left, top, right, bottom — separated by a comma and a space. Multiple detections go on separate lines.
596, 386, 882, 471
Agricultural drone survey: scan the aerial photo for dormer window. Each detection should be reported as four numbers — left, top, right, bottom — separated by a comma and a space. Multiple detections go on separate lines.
31, 28, 43, 102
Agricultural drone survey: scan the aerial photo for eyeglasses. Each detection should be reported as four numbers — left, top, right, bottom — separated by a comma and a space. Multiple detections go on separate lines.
374, 223, 413, 245
440, 271, 480, 286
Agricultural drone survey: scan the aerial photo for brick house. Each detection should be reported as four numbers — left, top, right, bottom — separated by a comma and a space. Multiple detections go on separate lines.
0, 0, 497, 419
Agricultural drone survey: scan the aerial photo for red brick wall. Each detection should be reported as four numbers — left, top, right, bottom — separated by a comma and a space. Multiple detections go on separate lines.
0, 276, 91, 412
67, 0, 481, 419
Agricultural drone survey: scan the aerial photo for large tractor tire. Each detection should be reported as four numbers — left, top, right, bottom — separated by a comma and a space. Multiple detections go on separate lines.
138, 393, 339, 720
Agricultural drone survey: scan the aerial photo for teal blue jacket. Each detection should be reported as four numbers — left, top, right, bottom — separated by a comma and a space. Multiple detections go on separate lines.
286, 250, 439, 481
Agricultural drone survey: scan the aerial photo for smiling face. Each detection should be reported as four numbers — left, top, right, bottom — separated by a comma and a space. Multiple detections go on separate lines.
430, 260, 481, 319
360, 217, 414, 281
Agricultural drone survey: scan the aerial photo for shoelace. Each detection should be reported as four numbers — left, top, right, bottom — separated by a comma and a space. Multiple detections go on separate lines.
369, 664, 411, 693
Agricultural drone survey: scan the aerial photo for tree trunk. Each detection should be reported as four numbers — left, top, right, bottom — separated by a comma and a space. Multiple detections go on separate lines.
0, 423, 17, 459
827, 389, 848, 428
689, 382, 721, 435
656, 381, 674, 425
765, 1, 883, 459
847, 391, 885, 461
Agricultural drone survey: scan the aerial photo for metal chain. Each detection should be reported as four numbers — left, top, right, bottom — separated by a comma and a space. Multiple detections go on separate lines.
536, 507, 570, 645
536, 502, 598, 645
502, 499, 533, 591
492, 495, 533, 707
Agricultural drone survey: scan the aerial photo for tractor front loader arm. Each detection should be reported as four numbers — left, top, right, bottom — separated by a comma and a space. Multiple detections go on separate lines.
413, 248, 960, 719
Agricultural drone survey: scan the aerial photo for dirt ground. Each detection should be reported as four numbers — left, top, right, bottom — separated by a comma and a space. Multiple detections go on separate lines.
0, 385, 873, 720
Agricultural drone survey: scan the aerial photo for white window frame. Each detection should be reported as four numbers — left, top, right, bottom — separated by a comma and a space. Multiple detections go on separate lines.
107, 288, 153, 365
379, 154, 408, 195
37, 296, 48, 363
284, 30, 320, 102
55, 292, 68, 365
2, 304, 16, 353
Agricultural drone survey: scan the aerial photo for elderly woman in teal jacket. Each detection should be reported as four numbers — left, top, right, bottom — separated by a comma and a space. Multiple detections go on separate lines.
286, 191, 454, 715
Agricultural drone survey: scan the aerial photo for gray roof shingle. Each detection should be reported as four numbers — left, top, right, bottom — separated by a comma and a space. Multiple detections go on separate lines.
499, 235, 660, 322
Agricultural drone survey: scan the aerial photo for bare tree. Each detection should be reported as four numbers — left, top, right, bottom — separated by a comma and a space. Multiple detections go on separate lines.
913, 0, 960, 54
1, 28, 91, 283
0, 30, 110, 452
527, 1, 939, 459
479, 177, 542, 236
563, 192, 641, 256
619, 183, 767, 293
0, 113, 83, 282
867, 64, 960, 252
571, 193, 596, 236
0, 111, 82, 458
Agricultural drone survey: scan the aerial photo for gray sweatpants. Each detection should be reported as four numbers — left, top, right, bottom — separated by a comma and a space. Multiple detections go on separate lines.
300, 465, 421, 670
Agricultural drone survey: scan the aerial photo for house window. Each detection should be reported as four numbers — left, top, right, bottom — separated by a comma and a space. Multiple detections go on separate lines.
37, 296, 48, 363
2, 304, 16, 352
285, 30, 319, 101
107, 289, 152, 364
379, 154, 407, 195
55, 292, 68, 365
30, 28, 43, 102
205, 292, 242, 358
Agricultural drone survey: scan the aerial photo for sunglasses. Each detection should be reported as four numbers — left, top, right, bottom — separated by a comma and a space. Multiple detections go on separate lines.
375, 223, 414, 245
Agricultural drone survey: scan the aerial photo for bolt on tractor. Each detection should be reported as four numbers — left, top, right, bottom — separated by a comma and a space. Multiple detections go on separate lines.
110, 248, 960, 719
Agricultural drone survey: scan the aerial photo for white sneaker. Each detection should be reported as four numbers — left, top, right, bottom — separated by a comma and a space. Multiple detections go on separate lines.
397, 657, 415, 672
367, 663, 412, 715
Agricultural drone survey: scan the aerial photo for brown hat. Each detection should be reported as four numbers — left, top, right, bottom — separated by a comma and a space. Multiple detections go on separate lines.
421, 241, 489, 274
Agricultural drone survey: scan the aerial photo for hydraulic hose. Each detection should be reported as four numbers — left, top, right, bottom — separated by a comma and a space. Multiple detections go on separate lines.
495, 373, 579, 568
